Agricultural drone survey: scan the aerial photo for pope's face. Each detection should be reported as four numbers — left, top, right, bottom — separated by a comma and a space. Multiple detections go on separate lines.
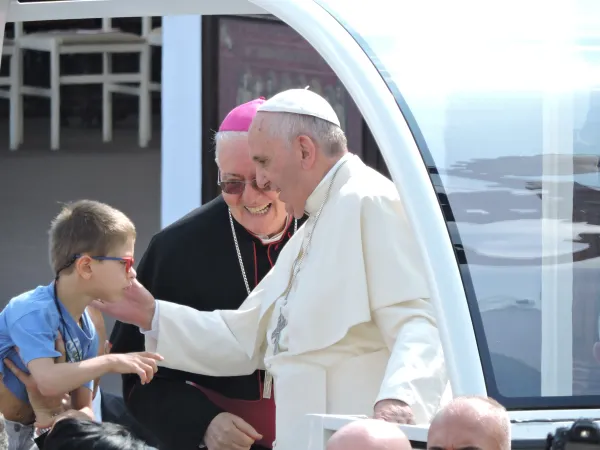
248, 123, 308, 219
217, 134, 288, 237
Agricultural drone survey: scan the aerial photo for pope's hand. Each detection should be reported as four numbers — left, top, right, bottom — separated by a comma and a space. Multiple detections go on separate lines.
204, 412, 262, 450
91, 279, 156, 330
374, 399, 415, 425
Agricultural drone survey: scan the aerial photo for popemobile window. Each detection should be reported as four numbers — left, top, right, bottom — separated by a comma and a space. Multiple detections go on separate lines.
217, 16, 363, 158
320, 0, 600, 409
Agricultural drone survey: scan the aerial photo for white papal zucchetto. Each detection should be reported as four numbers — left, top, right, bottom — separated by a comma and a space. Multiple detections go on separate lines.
258, 88, 341, 127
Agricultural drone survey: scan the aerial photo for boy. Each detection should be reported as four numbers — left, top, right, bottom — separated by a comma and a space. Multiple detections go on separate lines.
0, 200, 163, 449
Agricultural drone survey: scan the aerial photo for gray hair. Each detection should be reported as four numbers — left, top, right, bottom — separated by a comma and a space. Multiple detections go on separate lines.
257, 111, 347, 157
214, 131, 248, 168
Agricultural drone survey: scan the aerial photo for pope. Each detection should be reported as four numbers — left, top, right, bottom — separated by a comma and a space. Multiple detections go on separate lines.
96, 88, 448, 450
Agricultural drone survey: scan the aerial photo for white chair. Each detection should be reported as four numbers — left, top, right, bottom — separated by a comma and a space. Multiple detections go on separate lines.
146, 21, 162, 98
145, 19, 162, 136
0, 38, 23, 150
106, 17, 160, 144
13, 18, 150, 150
143, 14, 162, 49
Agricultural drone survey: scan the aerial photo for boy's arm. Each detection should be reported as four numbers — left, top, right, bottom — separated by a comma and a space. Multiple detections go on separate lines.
10, 309, 109, 396
3, 358, 94, 429
27, 356, 116, 397
11, 310, 161, 396
26, 353, 161, 397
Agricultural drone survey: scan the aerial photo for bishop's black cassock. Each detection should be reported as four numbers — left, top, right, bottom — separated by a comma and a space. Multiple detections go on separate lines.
109, 196, 305, 450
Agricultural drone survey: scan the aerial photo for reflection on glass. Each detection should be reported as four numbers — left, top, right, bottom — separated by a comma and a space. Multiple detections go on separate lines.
319, 0, 600, 406
217, 17, 363, 156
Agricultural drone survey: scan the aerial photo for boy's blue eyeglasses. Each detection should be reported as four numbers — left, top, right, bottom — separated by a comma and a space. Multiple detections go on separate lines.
75, 254, 135, 273
57, 254, 135, 275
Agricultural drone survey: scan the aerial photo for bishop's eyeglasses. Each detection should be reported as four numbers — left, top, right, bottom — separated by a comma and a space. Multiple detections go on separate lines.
217, 173, 272, 195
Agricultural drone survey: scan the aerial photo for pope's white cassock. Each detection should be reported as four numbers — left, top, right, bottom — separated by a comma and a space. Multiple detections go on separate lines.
143, 128, 447, 449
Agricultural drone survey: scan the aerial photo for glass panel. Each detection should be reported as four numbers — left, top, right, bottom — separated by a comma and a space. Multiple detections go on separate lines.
319, 0, 600, 408
217, 16, 363, 157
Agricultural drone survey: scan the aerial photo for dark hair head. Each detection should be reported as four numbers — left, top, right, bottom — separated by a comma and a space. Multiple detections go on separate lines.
44, 418, 148, 450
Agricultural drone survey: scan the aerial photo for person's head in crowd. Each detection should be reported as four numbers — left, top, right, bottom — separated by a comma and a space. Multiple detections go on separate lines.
44, 418, 153, 450
0, 413, 8, 450
50, 199, 137, 298
326, 418, 412, 450
428, 396, 510, 450
248, 89, 348, 220
215, 98, 290, 238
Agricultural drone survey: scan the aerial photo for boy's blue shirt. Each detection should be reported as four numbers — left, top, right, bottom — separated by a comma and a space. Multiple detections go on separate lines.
0, 282, 98, 402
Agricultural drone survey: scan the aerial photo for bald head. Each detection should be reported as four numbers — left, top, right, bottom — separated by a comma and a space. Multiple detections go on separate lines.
326, 419, 412, 450
428, 396, 510, 450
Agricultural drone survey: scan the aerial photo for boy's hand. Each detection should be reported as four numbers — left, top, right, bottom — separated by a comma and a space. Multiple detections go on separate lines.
5, 334, 70, 428
105, 352, 163, 384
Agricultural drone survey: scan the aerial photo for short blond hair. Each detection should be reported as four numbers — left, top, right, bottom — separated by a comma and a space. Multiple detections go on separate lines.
49, 200, 136, 274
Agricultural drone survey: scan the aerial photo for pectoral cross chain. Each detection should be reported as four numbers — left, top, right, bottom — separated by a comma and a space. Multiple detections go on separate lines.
263, 253, 300, 399
269, 247, 303, 356
262, 159, 350, 400
271, 313, 288, 356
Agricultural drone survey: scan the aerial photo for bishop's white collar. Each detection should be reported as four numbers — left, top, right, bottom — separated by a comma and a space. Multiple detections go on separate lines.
256, 214, 293, 244
304, 153, 353, 216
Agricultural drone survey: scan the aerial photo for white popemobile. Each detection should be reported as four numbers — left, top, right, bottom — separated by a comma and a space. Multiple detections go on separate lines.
2, 0, 600, 449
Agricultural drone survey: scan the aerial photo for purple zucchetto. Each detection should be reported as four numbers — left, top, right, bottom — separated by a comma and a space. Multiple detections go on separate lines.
218, 97, 266, 132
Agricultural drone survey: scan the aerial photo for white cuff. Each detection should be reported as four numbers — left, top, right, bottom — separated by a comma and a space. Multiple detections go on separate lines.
139, 300, 159, 339
375, 390, 416, 408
